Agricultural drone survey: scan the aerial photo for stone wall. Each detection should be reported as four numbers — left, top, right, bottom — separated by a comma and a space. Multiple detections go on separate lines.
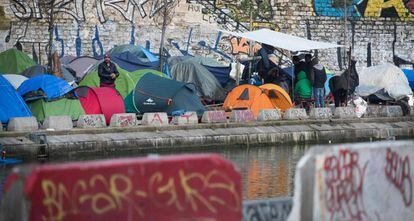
0, 0, 413, 71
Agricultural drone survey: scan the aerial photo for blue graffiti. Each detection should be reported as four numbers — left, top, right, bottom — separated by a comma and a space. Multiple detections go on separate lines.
75, 26, 82, 57
54, 26, 65, 58
92, 25, 104, 57
130, 26, 135, 45
197, 31, 233, 61
313, 0, 361, 17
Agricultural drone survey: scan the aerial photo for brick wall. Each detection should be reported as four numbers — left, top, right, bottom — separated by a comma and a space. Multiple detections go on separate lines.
0, 0, 413, 72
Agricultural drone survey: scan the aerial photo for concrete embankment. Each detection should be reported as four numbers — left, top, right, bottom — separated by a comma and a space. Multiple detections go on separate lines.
1, 116, 414, 159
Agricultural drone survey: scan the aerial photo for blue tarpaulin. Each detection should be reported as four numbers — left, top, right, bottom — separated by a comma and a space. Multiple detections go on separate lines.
402, 69, 414, 90
0, 74, 32, 123
18, 74, 74, 101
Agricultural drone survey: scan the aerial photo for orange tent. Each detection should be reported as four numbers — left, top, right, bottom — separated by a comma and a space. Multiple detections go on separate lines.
259, 84, 293, 111
223, 84, 274, 117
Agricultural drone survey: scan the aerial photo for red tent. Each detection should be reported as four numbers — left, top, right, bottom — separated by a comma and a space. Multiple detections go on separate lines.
75, 86, 125, 124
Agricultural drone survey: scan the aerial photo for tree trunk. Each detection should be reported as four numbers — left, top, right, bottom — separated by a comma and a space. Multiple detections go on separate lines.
158, 0, 168, 72
47, 0, 55, 73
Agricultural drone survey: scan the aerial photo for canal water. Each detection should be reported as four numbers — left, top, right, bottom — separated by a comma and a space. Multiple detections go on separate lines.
0, 143, 311, 201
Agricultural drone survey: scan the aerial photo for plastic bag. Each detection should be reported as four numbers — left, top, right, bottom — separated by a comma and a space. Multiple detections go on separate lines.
352, 96, 368, 118
230, 62, 245, 80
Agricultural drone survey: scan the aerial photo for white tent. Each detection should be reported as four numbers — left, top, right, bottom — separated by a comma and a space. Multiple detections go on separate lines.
356, 63, 412, 100
220, 28, 342, 52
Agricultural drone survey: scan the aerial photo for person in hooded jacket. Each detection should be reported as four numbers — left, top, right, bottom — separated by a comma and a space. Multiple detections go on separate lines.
294, 71, 312, 99
311, 59, 327, 107
98, 53, 119, 88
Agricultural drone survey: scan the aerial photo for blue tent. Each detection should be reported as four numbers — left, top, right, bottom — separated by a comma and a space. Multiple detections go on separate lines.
133, 73, 205, 116
402, 69, 414, 90
18, 74, 74, 101
0, 75, 32, 123
111, 52, 171, 77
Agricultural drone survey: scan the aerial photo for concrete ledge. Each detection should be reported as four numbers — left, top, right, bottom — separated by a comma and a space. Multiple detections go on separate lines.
77, 115, 106, 128
7, 117, 38, 132
284, 108, 307, 120
42, 116, 73, 131
230, 110, 255, 123
110, 113, 137, 127
171, 112, 198, 125
201, 111, 227, 123
309, 108, 332, 119
243, 198, 292, 221
333, 107, 356, 119
382, 106, 403, 117
257, 109, 281, 121
141, 112, 168, 126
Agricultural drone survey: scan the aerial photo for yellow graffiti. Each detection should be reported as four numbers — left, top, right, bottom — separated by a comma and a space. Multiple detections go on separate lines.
39, 170, 240, 221
365, 0, 414, 18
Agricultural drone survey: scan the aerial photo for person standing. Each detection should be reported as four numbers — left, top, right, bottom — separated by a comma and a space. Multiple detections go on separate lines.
98, 54, 119, 88
311, 59, 327, 107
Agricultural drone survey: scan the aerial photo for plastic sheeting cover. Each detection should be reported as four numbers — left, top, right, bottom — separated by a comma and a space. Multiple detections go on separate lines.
356, 63, 412, 100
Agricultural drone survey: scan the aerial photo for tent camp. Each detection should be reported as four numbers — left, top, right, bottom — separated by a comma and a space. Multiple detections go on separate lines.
18, 74, 74, 101
27, 98, 85, 123
259, 84, 293, 111
356, 63, 412, 100
170, 60, 226, 101
79, 67, 168, 113
75, 86, 125, 124
3, 74, 28, 89
60, 55, 77, 65
20, 65, 76, 83
133, 74, 205, 116
223, 84, 275, 117
0, 75, 32, 123
111, 52, 160, 72
66, 56, 99, 78
0, 49, 36, 74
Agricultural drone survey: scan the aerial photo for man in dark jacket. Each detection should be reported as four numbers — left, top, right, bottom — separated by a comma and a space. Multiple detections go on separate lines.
98, 53, 119, 87
311, 59, 327, 107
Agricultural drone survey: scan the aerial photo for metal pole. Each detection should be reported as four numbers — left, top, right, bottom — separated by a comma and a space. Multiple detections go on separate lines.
344, 0, 348, 68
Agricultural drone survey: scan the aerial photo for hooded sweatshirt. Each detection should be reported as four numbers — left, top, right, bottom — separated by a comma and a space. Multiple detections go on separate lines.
294, 71, 312, 99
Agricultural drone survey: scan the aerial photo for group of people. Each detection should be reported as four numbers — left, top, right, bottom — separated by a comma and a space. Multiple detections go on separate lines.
293, 54, 327, 108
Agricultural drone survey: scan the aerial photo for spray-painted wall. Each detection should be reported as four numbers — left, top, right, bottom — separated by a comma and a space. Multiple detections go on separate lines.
0, 0, 413, 72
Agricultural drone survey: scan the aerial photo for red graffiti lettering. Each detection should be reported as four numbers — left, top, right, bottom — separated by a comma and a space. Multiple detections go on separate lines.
406, 0, 414, 14
208, 111, 226, 122
180, 113, 194, 123
323, 149, 368, 221
151, 114, 164, 124
118, 116, 133, 127
235, 111, 254, 122
385, 148, 413, 207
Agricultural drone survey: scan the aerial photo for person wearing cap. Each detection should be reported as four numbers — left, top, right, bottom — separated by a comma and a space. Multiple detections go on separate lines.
98, 54, 119, 87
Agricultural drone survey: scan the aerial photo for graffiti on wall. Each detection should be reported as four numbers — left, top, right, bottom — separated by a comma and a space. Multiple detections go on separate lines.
314, 0, 414, 18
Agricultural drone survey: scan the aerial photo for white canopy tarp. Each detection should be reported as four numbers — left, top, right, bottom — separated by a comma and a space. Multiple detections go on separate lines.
356, 63, 412, 100
220, 28, 343, 52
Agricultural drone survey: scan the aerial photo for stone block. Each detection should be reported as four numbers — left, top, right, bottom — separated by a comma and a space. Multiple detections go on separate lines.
141, 112, 169, 126
309, 108, 332, 119
243, 198, 292, 221
109, 113, 137, 127
257, 109, 281, 121
230, 110, 255, 123
77, 115, 106, 129
366, 105, 384, 117
283, 108, 308, 120
333, 107, 356, 119
381, 106, 403, 117
7, 117, 38, 131
201, 111, 227, 123
1, 154, 242, 221
410, 106, 414, 115
171, 112, 198, 125
42, 116, 73, 131
287, 140, 414, 221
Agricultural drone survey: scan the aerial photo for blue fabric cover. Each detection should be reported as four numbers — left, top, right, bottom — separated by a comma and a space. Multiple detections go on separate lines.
0, 75, 32, 123
18, 74, 73, 101
402, 69, 414, 90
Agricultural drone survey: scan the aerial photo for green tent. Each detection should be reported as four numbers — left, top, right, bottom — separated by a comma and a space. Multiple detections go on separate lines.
27, 98, 85, 123
0, 49, 36, 74
79, 67, 167, 113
